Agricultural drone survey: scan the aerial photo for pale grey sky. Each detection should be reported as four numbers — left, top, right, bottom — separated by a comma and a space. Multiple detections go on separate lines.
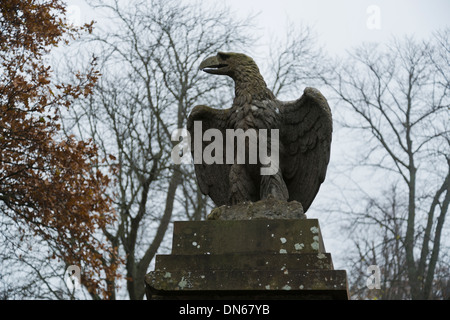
66, 0, 450, 54
222, 0, 450, 54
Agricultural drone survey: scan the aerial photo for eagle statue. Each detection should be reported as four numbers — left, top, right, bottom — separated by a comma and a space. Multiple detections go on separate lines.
187, 52, 332, 212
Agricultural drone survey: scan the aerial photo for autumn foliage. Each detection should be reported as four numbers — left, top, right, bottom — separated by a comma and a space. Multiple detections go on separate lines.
0, 0, 120, 298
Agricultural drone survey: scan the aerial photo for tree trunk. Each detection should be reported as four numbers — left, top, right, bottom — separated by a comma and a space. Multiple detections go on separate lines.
133, 167, 182, 300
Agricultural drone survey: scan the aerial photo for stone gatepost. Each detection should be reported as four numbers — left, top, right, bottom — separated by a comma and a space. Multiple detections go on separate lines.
145, 210, 349, 299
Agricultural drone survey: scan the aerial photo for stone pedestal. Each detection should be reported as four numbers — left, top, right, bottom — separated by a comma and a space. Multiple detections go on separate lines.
145, 219, 349, 300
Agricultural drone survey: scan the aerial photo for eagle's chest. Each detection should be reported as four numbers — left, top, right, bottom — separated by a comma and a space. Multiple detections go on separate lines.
228, 101, 280, 131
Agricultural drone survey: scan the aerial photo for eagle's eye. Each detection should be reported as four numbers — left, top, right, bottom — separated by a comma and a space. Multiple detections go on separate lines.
218, 52, 231, 61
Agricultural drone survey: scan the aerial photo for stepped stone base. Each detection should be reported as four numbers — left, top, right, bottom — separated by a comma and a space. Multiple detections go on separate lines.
145, 218, 349, 300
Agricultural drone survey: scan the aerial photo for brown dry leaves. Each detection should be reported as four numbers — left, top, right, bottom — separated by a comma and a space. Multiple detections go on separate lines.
0, 0, 121, 299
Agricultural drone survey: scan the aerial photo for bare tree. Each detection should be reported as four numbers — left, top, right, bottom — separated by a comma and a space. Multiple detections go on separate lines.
265, 22, 325, 99
321, 32, 449, 299
61, 0, 254, 299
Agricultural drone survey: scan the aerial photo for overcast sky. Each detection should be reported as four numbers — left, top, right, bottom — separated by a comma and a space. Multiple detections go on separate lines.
67, 0, 450, 55
221, 0, 450, 54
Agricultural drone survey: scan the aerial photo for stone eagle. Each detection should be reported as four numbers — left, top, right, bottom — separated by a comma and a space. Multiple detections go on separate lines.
187, 52, 332, 212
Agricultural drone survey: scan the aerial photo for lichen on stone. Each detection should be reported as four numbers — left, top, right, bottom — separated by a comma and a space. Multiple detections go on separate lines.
207, 198, 306, 220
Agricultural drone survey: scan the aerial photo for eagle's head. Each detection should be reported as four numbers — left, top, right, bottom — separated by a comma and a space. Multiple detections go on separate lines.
199, 52, 271, 102
199, 52, 261, 81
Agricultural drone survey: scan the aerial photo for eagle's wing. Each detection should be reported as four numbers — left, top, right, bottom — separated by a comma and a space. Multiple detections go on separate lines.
279, 87, 332, 212
187, 105, 231, 207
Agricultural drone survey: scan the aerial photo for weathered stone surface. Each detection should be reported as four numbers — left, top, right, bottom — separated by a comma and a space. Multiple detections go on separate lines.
154, 252, 334, 272
172, 219, 325, 255
145, 219, 349, 300
146, 269, 349, 300
207, 198, 305, 220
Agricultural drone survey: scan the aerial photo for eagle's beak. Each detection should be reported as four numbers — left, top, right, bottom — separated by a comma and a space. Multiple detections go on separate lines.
199, 55, 229, 75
